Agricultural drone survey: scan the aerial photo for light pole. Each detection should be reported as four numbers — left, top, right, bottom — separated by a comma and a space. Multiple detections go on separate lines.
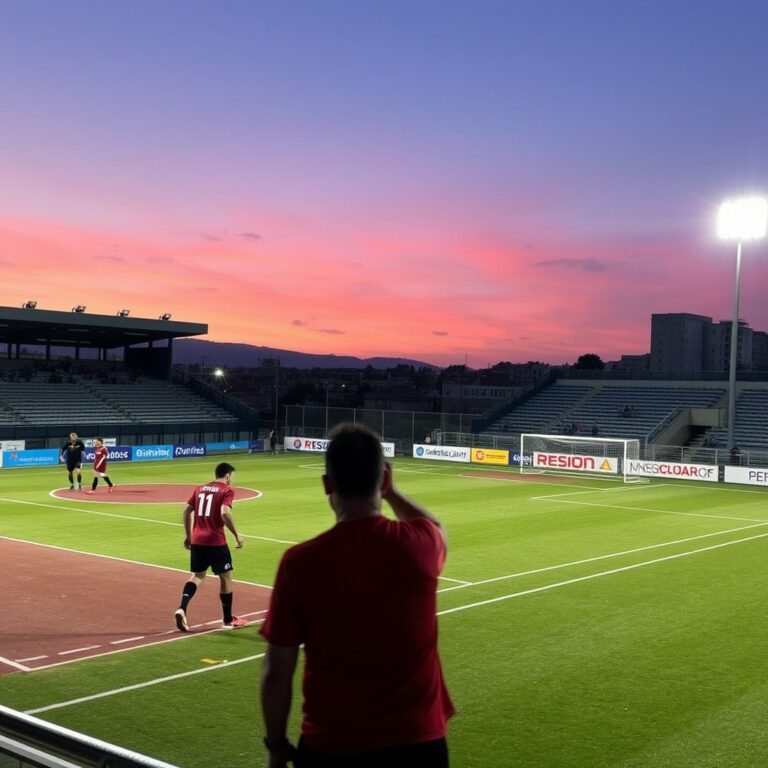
717, 196, 768, 452
325, 382, 330, 436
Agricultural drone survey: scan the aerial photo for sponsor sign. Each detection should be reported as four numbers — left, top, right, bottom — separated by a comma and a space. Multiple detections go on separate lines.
724, 466, 768, 487
413, 444, 471, 463
0, 440, 25, 451
471, 448, 509, 465
2, 449, 60, 468
132, 445, 174, 462
83, 438, 117, 448
285, 436, 395, 458
174, 444, 207, 458
205, 440, 249, 452
626, 459, 718, 482
534, 451, 618, 474
510, 451, 533, 467
83, 446, 132, 463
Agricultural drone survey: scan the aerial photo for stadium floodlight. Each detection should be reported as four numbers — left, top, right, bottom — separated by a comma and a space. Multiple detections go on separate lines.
72, 305, 86, 313
717, 195, 768, 452
214, 368, 224, 377
116, 309, 130, 317
159, 313, 172, 320
22, 300, 37, 309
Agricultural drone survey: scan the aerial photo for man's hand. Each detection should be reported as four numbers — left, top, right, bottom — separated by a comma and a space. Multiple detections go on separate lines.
235, 533, 244, 549
265, 743, 296, 768
183, 536, 191, 550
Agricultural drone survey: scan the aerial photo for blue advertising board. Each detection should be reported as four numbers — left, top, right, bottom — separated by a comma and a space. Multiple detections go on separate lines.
509, 451, 534, 467
83, 446, 133, 463
2, 449, 60, 468
173, 444, 207, 458
205, 440, 249, 452
132, 445, 174, 462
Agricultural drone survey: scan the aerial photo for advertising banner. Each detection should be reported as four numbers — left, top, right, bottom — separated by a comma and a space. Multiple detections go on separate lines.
286, 436, 395, 458
534, 451, 618, 474
413, 444, 471, 463
2, 449, 60, 468
132, 445, 174, 462
471, 448, 509, 465
83, 446, 132, 463
0, 440, 25, 451
724, 466, 768, 487
626, 459, 718, 483
83, 438, 117, 447
173, 444, 207, 458
205, 440, 249, 452
510, 451, 533, 467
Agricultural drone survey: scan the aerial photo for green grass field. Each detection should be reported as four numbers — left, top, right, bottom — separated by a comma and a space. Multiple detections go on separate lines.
2, 453, 768, 767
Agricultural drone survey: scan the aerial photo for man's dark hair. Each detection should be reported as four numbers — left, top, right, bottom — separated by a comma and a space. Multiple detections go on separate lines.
215, 462, 235, 478
325, 423, 384, 498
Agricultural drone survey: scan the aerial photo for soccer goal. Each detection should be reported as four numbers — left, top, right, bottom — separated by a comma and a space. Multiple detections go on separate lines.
520, 433, 644, 483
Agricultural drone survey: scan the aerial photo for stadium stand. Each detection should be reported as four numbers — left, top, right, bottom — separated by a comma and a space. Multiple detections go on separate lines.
486, 380, 727, 442
704, 388, 768, 450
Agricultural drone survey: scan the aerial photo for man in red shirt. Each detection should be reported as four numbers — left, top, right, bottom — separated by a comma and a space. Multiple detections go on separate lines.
174, 462, 247, 631
260, 423, 454, 768
85, 437, 115, 494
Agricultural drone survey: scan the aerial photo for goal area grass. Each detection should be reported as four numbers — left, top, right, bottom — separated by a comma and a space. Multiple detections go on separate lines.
1, 453, 767, 767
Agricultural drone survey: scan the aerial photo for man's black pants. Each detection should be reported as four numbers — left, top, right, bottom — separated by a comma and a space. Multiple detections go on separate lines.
294, 737, 448, 768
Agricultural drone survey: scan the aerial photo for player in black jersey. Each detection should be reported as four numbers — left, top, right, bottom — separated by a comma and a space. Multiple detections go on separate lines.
61, 432, 86, 491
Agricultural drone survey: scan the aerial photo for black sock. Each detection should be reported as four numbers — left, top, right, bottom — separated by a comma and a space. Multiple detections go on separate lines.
105, 476, 113, 487
220, 592, 233, 623
180, 581, 197, 611
68, 471, 74, 485
92, 478, 98, 490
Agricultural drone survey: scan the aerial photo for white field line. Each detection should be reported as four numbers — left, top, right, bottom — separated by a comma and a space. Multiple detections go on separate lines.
437, 519, 768, 592
437, 530, 768, 616
0, 535, 275, 589
530, 493, 767, 524
25, 652, 267, 715
0, 498, 295, 545
24, 527, 768, 716
0, 656, 31, 672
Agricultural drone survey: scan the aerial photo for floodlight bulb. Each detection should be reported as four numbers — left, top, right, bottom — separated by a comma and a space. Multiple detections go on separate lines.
718, 196, 768, 241
214, 368, 224, 377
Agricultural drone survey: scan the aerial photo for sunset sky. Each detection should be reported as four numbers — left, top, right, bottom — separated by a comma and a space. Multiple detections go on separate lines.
1, 1, 767, 368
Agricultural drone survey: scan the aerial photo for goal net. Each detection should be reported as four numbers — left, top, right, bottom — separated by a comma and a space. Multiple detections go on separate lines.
520, 433, 643, 483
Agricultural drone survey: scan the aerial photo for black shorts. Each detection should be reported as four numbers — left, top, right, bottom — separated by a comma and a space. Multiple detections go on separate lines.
66, 462, 82, 472
295, 737, 448, 768
189, 544, 234, 575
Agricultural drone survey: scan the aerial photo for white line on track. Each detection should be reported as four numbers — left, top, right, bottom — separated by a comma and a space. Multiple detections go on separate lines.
0, 535, 274, 589
437, 529, 768, 616
58, 646, 101, 656
0, 656, 30, 672
23, 527, 768, 715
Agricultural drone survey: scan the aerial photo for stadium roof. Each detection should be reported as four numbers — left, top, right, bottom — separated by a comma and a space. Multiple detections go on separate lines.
0, 305, 207, 350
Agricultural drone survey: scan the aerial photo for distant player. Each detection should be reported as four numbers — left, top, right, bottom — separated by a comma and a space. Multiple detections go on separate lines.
86, 437, 115, 494
174, 462, 247, 632
60, 432, 85, 491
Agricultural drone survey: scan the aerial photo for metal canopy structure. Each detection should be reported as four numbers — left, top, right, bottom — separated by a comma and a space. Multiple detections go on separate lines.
0, 305, 207, 352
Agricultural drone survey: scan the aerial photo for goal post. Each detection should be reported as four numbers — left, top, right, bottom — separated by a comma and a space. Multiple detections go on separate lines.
520, 433, 643, 483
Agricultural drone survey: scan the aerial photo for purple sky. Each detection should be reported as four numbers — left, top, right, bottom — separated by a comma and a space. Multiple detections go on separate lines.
1, 0, 767, 366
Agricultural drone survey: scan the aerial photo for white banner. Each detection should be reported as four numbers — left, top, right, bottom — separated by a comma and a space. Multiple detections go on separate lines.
534, 451, 618, 474
0, 440, 25, 451
286, 436, 395, 458
626, 459, 718, 482
413, 444, 471, 463
724, 466, 768, 487
83, 437, 117, 447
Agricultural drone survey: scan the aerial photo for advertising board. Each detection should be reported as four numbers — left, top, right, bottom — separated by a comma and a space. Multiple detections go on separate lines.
626, 459, 718, 483
471, 448, 509, 465
132, 445, 174, 462
534, 451, 618, 474
724, 466, 768, 487
285, 436, 395, 457
2, 449, 60, 468
413, 444, 471, 463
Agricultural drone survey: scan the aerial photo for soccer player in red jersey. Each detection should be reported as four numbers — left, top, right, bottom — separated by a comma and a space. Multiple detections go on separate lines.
174, 462, 247, 631
260, 423, 454, 768
85, 437, 114, 494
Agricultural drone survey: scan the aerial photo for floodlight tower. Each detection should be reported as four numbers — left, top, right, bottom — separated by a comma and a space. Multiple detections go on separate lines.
717, 196, 768, 451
